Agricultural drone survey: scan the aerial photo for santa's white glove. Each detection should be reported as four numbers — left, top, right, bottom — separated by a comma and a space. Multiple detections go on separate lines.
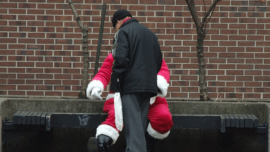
90, 87, 102, 100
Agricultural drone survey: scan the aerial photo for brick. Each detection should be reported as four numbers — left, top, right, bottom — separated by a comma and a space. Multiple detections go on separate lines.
9, 9, 26, 14
226, 93, 243, 98
0, 27, 17, 32
246, 82, 262, 87
19, 27, 36, 32
255, 65, 270, 69
220, 29, 237, 35
226, 82, 243, 87
47, 45, 63, 50
0, 3, 17, 8
0, 38, 16, 43
45, 92, 62, 96
18, 74, 35, 79
0, 74, 16, 78
18, 15, 35, 20
257, 30, 270, 35
236, 88, 253, 93
36, 85, 53, 90
227, 70, 244, 75
45, 57, 62, 62
37, 39, 54, 44
209, 59, 226, 63
36, 62, 53, 67
54, 63, 71, 68
9, 33, 26, 37
208, 70, 225, 75
0, 15, 15, 20
8, 79, 25, 84
27, 9, 44, 14
0, 62, 16, 67
27, 21, 44, 26
247, 12, 264, 17
17, 62, 35, 67
257, 42, 270, 46
237, 53, 254, 58
38, 27, 55, 32
25, 80, 43, 84
239, 18, 256, 23
28, 33, 45, 38
263, 82, 270, 87
44, 80, 61, 85
218, 76, 234, 81
170, 92, 188, 98
246, 59, 263, 64
46, 10, 63, 15
9, 44, 26, 49
245, 70, 262, 75
18, 38, 36, 44
257, 18, 270, 23
27, 91, 44, 96
27, 45, 44, 50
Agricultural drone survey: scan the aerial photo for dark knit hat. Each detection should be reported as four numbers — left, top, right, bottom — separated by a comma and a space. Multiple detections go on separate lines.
112, 10, 132, 28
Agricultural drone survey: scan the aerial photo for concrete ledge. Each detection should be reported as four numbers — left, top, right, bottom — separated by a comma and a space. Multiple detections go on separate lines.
0, 98, 269, 152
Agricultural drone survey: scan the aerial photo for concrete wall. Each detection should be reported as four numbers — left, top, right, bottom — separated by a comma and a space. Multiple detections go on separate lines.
0, 98, 269, 152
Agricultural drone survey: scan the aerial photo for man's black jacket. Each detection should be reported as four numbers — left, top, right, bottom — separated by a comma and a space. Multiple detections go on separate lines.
110, 18, 162, 95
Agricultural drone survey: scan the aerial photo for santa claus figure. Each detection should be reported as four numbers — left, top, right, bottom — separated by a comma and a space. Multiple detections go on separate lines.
86, 53, 173, 152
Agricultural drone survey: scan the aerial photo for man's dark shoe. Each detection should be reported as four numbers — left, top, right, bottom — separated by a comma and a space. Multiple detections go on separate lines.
97, 134, 113, 152
87, 137, 98, 152
145, 132, 160, 152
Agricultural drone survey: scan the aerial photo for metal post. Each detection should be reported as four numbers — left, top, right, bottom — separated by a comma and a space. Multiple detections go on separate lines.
94, 4, 106, 76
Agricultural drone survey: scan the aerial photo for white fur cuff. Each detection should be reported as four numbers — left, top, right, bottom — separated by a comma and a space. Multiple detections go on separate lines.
86, 80, 104, 98
147, 123, 170, 140
96, 124, 119, 145
106, 93, 115, 100
157, 75, 169, 97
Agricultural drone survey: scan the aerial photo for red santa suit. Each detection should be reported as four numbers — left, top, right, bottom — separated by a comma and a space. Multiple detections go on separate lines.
86, 53, 173, 144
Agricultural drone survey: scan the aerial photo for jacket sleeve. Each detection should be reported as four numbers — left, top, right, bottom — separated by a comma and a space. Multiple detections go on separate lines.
87, 54, 114, 94
110, 30, 129, 92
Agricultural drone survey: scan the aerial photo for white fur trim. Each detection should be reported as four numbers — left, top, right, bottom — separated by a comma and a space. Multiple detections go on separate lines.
95, 124, 119, 145
157, 75, 169, 97
147, 123, 170, 140
86, 80, 104, 98
106, 93, 115, 100
150, 96, 156, 105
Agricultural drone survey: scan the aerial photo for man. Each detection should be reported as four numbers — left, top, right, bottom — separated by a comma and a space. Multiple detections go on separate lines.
86, 53, 173, 152
87, 10, 167, 152
110, 9, 163, 152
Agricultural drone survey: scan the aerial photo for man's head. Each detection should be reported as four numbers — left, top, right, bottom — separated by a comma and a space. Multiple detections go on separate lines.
112, 10, 132, 31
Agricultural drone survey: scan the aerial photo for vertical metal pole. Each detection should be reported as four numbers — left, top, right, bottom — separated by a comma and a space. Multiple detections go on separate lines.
94, 4, 106, 76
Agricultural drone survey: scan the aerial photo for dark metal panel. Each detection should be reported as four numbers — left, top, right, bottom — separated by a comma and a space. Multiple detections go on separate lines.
46, 113, 53, 131
243, 114, 252, 128
225, 114, 230, 127
13, 111, 22, 125
230, 114, 236, 127
50, 113, 103, 129
238, 114, 245, 128
172, 114, 221, 130
31, 112, 38, 125
249, 114, 258, 128
234, 114, 240, 128
35, 112, 42, 125
22, 111, 30, 125
220, 115, 226, 133
40, 112, 47, 125
26, 112, 33, 125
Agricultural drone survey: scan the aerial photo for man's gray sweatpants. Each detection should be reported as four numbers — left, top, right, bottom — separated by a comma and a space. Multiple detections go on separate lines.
121, 92, 152, 152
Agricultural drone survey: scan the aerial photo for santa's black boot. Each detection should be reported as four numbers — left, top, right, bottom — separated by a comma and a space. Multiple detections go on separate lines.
145, 132, 160, 152
97, 134, 113, 152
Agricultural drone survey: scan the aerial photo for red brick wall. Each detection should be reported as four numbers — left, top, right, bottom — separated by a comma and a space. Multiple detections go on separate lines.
0, 0, 269, 100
